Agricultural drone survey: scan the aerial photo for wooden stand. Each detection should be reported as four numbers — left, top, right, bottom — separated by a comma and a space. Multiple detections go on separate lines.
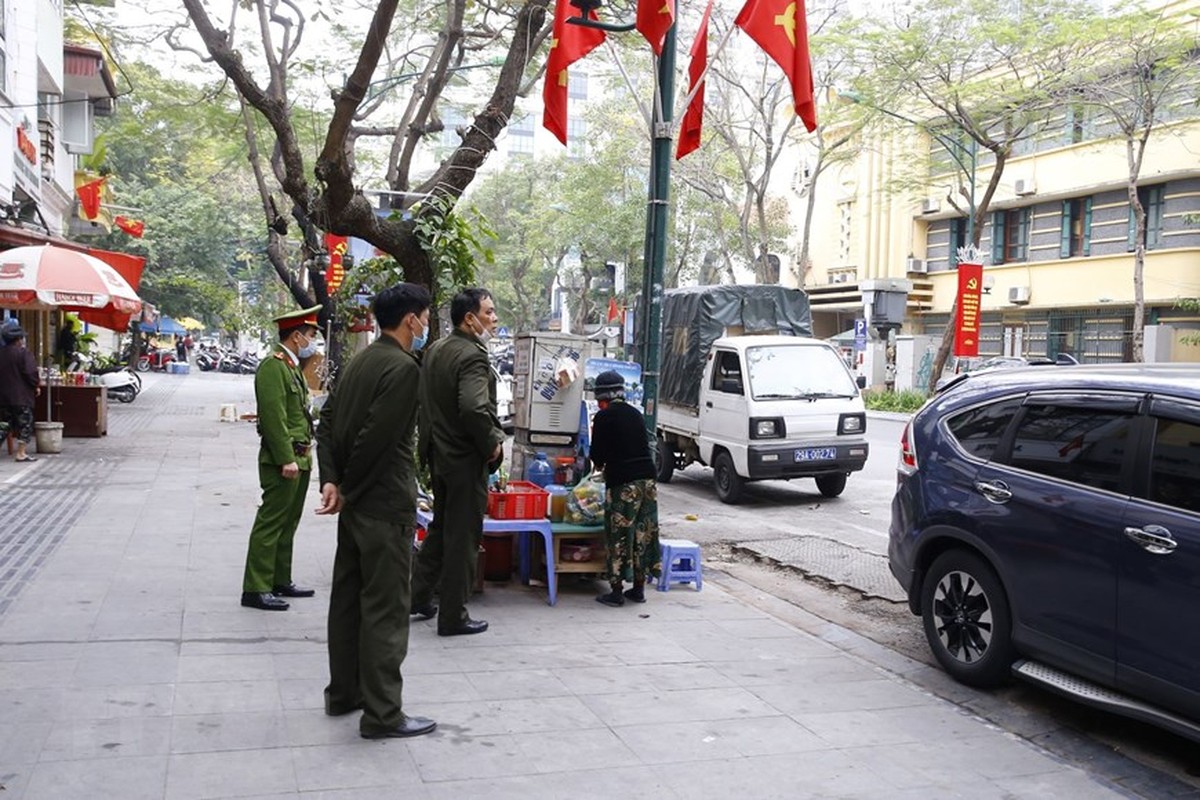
549, 524, 607, 576
35, 385, 108, 437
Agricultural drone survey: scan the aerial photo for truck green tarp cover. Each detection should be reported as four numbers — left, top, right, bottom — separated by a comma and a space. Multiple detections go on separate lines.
659, 285, 812, 411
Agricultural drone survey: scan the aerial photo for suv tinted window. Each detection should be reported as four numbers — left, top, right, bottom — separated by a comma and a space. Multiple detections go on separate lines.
1150, 417, 1200, 514
1006, 404, 1136, 492
945, 398, 1022, 460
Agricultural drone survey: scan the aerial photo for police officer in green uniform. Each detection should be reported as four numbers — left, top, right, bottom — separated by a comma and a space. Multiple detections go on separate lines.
315, 283, 437, 739
240, 305, 321, 611
411, 288, 505, 636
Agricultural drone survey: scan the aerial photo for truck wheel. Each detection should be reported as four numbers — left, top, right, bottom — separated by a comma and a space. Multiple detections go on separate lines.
815, 473, 847, 498
712, 450, 745, 504
656, 439, 674, 483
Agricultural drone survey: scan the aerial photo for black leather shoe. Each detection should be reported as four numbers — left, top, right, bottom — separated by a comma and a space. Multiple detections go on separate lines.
273, 583, 315, 598
437, 618, 488, 636
241, 592, 289, 611
410, 603, 438, 621
361, 715, 437, 739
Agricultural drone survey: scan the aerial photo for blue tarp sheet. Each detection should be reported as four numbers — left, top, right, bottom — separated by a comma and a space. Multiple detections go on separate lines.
139, 315, 187, 335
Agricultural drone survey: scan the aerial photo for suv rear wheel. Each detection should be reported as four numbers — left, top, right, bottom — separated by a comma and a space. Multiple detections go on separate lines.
920, 549, 1015, 688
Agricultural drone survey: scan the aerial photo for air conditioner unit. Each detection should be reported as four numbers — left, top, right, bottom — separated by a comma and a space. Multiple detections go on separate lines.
831, 272, 849, 284
906, 257, 927, 274
1014, 179, 1036, 196
920, 198, 940, 214
1009, 285, 1031, 304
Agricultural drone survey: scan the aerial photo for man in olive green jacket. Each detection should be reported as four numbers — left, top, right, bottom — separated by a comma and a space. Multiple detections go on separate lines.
315, 283, 437, 739
411, 288, 505, 636
241, 306, 321, 612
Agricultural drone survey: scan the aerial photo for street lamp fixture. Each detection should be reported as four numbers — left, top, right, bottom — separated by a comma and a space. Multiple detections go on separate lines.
568, 0, 604, 18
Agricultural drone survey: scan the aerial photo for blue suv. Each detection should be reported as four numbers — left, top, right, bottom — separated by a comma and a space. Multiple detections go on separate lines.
889, 364, 1200, 740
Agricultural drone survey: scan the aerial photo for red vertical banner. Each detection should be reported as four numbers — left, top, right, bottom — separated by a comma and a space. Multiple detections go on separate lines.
325, 233, 348, 293
954, 261, 984, 357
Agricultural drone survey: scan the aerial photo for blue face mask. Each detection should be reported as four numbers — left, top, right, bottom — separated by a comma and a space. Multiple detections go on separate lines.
296, 331, 318, 359
412, 324, 429, 352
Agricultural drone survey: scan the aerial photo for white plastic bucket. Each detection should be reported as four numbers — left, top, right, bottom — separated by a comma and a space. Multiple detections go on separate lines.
34, 421, 64, 454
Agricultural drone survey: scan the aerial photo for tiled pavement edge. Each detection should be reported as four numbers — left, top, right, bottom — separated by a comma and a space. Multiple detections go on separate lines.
0, 372, 1136, 799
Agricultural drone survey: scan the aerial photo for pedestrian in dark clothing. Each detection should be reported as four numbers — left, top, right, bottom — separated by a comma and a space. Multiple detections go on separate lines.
589, 370, 661, 607
410, 287, 505, 637
174, 335, 186, 363
0, 326, 41, 463
315, 282, 437, 740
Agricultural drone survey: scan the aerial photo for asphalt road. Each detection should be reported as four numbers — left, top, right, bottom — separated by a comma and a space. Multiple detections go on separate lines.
655, 417, 908, 554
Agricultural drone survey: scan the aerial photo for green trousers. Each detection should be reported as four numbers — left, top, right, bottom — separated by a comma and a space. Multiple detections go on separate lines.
242, 464, 310, 593
325, 506, 413, 734
411, 462, 487, 628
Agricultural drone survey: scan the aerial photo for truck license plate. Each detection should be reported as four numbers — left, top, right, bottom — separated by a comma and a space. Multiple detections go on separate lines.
794, 447, 837, 463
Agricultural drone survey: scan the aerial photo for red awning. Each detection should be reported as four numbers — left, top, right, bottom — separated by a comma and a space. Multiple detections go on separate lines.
77, 248, 146, 332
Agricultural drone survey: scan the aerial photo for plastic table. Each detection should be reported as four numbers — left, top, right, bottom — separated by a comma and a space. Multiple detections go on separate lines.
414, 510, 603, 606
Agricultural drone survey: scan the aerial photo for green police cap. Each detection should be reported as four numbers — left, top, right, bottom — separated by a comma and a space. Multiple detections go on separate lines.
273, 305, 322, 333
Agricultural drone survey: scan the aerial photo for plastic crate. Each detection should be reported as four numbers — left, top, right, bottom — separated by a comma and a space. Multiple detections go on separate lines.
487, 481, 550, 520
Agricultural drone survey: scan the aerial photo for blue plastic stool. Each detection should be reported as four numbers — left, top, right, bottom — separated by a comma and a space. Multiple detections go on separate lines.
658, 539, 702, 592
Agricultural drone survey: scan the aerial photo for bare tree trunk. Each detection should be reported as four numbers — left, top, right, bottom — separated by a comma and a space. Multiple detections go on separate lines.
1129, 184, 1146, 362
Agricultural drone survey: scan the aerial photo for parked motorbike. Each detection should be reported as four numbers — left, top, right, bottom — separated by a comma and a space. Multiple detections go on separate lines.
97, 368, 141, 403
195, 347, 220, 372
136, 348, 176, 373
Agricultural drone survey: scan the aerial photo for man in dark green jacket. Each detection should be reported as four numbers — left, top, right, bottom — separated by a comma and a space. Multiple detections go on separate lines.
241, 306, 321, 611
315, 283, 437, 740
411, 287, 505, 636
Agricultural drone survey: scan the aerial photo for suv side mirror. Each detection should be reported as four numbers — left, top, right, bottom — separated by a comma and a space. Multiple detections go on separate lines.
856, 375, 867, 389
720, 378, 744, 395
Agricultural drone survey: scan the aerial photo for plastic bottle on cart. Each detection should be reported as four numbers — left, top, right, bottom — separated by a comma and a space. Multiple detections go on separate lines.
526, 452, 554, 488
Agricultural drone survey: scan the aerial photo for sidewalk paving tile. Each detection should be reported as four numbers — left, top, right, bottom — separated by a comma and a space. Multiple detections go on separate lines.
0, 372, 1139, 799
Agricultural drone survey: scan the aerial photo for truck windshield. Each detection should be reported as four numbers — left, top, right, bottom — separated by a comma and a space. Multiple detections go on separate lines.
745, 345, 859, 400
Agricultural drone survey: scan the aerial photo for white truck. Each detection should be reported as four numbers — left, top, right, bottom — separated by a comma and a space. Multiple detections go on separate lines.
655, 286, 869, 504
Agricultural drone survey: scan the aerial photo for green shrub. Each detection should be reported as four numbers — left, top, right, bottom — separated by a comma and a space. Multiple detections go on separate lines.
862, 389, 927, 414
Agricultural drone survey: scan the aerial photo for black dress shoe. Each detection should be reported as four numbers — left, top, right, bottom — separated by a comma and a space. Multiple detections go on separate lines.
438, 618, 488, 636
361, 715, 437, 739
241, 592, 289, 611
273, 583, 315, 598
410, 602, 438, 621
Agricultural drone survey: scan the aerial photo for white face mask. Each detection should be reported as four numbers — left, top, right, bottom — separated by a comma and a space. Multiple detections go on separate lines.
472, 314, 492, 344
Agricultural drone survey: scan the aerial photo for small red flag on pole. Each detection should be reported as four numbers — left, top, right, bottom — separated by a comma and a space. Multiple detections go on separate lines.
676, 0, 714, 160
542, 0, 607, 145
735, 0, 818, 131
636, 0, 675, 55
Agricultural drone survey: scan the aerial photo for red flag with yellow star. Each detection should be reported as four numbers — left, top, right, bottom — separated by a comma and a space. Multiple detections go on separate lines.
636, 0, 674, 55
735, 0, 817, 131
676, 0, 713, 160
542, 0, 606, 145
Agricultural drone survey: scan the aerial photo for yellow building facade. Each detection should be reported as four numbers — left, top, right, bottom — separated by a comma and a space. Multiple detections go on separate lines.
798, 92, 1200, 364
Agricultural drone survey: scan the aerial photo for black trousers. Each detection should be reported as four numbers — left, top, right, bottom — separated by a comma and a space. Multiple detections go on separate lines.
325, 506, 413, 734
411, 461, 487, 628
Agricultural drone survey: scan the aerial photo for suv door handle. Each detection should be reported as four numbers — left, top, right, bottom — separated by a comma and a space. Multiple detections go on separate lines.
1124, 524, 1177, 555
973, 479, 1013, 504
705, 401, 713, 408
